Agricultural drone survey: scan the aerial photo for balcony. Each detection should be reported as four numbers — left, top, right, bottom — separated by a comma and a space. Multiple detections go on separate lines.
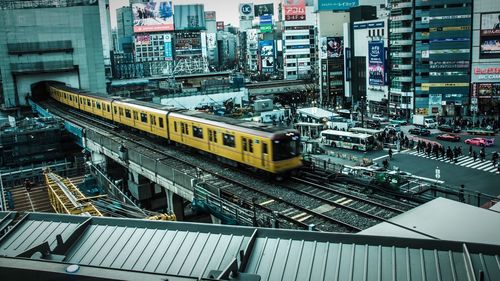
390, 27, 413, 33
391, 40, 413, 46
391, 52, 413, 58
392, 64, 413, 70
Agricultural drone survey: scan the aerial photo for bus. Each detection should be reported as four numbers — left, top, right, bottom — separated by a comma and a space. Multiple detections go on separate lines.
320, 130, 375, 151
348, 127, 384, 137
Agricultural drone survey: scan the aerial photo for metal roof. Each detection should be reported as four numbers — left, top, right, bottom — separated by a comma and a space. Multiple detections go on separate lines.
360, 198, 500, 246
0, 212, 499, 281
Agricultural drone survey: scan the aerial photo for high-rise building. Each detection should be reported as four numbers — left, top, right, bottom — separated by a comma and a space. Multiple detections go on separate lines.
471, 0, 500, 115
388, 0, 414, 118
415, 0, 472, 117
0, 0, 106, 108
116, 6, 134, 52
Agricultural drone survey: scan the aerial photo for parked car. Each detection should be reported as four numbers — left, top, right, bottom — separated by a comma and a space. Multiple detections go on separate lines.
366, 119, 381, 129
372, 114, 388, 122
389, 118, 408, 125
464, 138, 495, 147
385, 124, 401, 132
409, 127, 431, 136
438, 124, 461, 133
436, 134, 461, 142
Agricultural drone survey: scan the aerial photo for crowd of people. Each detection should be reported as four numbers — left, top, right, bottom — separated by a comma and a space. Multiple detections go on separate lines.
438, 116, 499, 131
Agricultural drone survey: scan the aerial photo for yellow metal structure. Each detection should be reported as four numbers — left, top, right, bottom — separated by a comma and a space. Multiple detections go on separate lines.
45, 171, 103, 217
145, 213, 176, 221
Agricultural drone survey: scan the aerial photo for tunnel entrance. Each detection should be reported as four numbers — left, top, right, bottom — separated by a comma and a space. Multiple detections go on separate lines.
30, 80, 64, 102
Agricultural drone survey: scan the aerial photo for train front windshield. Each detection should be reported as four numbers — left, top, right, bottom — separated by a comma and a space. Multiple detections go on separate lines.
273, 135, 300, 161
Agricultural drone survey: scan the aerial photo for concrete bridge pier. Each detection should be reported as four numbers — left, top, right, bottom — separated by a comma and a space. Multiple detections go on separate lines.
166, 190, 185, 220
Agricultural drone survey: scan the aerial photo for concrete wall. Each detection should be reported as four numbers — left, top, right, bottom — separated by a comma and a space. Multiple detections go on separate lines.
0, 5, 106, 108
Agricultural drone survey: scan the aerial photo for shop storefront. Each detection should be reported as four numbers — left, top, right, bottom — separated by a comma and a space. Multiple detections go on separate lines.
471, 64, 500, 115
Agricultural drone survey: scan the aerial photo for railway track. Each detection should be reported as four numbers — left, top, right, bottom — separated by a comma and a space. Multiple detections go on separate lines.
39, 100, 361, 232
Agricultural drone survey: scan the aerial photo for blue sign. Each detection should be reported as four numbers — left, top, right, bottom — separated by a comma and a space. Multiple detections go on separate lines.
317, 0, 358, 11
260, 15, 272, 25
368, 41, 385, 86
241, 4, 252, 15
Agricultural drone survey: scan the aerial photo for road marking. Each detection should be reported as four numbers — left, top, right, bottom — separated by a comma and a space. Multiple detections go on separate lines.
259, 199, 274, 206
372, 149, 410, 161
410, 175, 445, 184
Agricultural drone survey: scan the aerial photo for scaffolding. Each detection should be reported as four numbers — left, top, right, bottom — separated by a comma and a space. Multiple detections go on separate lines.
45, 171, 103, 217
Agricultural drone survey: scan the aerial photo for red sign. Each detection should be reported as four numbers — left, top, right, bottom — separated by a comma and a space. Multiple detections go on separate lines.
216, 21, 224, 30
474, 67, 500, 74
284, 0, 305, 17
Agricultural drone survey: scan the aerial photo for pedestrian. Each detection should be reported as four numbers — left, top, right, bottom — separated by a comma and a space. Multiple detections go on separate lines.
417, 141, 421, 153
453, 148, 459, 163
469, 145, 473, 156
480, 148, 485, 162
388, 147, 393, 160
473, 151, 477, 162
383, 158, 389, 169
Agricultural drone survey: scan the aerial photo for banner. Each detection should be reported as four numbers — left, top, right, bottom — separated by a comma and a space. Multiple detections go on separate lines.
164, 34, 172, 60
317, 0, 358, 11
368, 41, 385, 86
255, 3, 274, 16
133, 1, 174, 33
480, 13, 500, 59
216, 21, 224, 30
284, 0, 305, 21
320, 37, 327, 59
326, 37, 343, 58
206, 33, 216, 49
204, 11, 216, 21
260, 15, 273, 33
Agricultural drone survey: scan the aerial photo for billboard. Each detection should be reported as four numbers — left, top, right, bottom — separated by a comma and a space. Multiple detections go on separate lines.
317, 0, 358, 11
216, 21, 224, 30
255, 3, 274, 16
204, 11, 216, 21
480, 13, 500, 59
135, 34, 151, 45
320, 37, 327, 59
206, 33, 217, 49
259, 40, 274, 73
326, 37, 343, 58
260, 15, 273, 33
133, 1, 174, 33
174, 4, 206, 31
284, 0, 306, 21
164, 34, 173, 60
368, 41, 385, 86
240, 3, 254, 20
175, 32, 202, 58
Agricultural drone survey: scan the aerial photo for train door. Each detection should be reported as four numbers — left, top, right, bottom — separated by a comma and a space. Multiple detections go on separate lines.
208, 129, 217, 153
180, 122, 186, 143
241, 137, 249, 163
261, 142, 269, 168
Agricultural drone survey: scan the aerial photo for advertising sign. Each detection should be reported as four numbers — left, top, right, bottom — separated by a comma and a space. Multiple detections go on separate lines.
135, 34, 151, 45
206, 33, 216, 49
133, 0, 174, 33
174, 4, 206, 31
317, 0, 358, 11
472, 65, 500, 82
284, 0, 305, 21
259, 40, 274, 73
326, 37, 343, 58
216, 21, 224, 30
204, 11, 216, 21
240, 3, 254, 20
480, 13, 500, 58
175, 32, 202, 58
164, 34, 173, 60
260, 15, 273, 33
368, 41, 385, 86
320, 37, 327, 59
255, 3, 274, 16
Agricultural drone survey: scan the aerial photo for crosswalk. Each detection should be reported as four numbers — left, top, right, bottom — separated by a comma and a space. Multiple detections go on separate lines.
406, 150, 499, 174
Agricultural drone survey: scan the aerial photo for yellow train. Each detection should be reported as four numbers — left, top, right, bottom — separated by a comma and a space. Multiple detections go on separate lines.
48, 84, 302, 175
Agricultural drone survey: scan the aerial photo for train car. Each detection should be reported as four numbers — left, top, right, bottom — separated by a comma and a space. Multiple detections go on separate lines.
79, 93, 114, 121
111, 99, 169, 138
49, 85, 81, 109
168, 111, 302, 174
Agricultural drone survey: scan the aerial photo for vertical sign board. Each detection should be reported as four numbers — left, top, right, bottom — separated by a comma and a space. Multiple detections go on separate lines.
164, 34, 173, 60
284, 0, 306, 21
216, 21, 224, 31
260, 15, 273, 33
368, 41, 385, 86
259, 40, 275, 73
240, 3, 254, 20
133, 0, 174, 33
320, 37, 327, 59
204, 11, 216, 21
480, 13, 500, 59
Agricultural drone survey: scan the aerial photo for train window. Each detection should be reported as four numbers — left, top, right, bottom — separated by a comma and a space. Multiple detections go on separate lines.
174, 122, 177, 132
193, 126, 203, 139
242, 137, 247, 151
114, 106, 117, 114
133, 111, 138, 120
92, 101, 95, 107
223, 134, 235, 148
119, 107, 123, 116
125, 109, 131, 118
80, 98, 83, 104
213, 131, 218, 143
69, 96, 72, 101
140, 113, 147, 123
64, 93, 67, 99
248, 139, 254, 153
159, 118, 164, 128
96, 102, 101, 110
150, 115, 156, 125
181, 123, 185, 134
263, 143, 268, 154
107, 105, 110, 112
87, 99, 91, 106
208, 129, 212, 141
